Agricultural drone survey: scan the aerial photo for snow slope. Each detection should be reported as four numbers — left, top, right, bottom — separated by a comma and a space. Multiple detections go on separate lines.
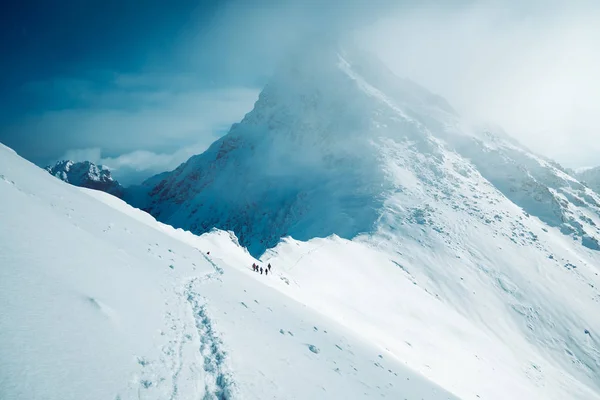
121, 42, 600, 400
46, 160, 125, 197
0, 143, 458, 400
4, 42, 600, 400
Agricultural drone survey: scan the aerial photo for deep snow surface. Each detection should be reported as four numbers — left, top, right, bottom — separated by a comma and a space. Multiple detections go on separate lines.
0, 143, 458, 400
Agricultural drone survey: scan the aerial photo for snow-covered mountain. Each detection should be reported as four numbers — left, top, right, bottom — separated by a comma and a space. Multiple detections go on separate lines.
126, 45, 456, 256
3, 41, 600, 400
119, 43, 600, 399
452, 130, 600, 250
128, 43, 600, 257
1, 143, 457, 400
46, 160, 124, 197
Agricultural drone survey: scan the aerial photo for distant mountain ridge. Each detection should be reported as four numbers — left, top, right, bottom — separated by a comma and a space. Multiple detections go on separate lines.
46, 160, 124, 197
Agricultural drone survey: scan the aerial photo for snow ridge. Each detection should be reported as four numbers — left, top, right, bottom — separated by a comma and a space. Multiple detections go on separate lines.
3, 139, 600, 399
0, 141, 468, 400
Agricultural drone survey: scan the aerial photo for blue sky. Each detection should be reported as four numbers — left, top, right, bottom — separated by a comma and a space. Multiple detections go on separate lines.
1, 0, 600, 184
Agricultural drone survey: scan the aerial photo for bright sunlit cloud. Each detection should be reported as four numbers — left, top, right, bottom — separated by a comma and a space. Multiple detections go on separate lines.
362, 0, 600, 167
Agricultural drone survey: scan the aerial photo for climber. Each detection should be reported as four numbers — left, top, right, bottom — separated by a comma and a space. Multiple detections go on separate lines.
260, 267, 263, 275
265, 268, 269, 276
252, 263, 256, 271
268, 263, 272, 271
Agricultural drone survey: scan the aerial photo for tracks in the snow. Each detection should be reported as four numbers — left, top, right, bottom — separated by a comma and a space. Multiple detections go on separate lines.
134, 254, 236, 400
183, 254, 236, 400
186, 279, 236, 399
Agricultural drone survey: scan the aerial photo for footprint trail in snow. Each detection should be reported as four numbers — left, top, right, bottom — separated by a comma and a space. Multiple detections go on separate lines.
186, 279, 237, 400
185, 254, 237, 399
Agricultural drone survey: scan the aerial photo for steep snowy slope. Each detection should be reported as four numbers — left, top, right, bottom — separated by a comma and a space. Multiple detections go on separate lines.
451, 130, 600, 250
0, 143, 459, 400
46, 159, 125, 197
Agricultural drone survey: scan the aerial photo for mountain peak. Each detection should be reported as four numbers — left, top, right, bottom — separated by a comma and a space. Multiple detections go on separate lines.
128, 39, 600, 261
269, 39, 456, 119
46, 160, 124, 197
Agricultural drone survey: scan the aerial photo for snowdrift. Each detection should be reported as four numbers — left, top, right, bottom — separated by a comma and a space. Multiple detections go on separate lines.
0, 144, 460, 400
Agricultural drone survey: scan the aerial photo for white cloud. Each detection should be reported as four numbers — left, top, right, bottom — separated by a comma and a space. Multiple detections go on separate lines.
10, 82, 259, 164
60, 148, 103, 164
361, 1, 600, 167
59, 142, 211, 185
41, 75, 260, 185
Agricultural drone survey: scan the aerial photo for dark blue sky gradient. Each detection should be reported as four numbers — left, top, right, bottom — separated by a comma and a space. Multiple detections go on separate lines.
0, 0, 221, 116
1, 0, 215, 87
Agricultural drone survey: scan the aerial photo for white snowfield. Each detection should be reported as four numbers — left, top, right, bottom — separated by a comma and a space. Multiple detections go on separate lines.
0, 143, 459, 400
3, 49, 600, 400
108, 43, 600, 400
2, 134, 600, 400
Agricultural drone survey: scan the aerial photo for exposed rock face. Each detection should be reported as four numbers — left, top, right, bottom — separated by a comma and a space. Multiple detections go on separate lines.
46, 160, 124, 197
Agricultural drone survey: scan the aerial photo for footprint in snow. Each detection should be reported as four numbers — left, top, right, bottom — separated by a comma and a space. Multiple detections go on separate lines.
137, 357, 150, 367
308, 344, 320, 354
140, 380, 152, 389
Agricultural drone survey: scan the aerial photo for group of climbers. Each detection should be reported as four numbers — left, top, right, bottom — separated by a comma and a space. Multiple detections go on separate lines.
252, 262, 272, 276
